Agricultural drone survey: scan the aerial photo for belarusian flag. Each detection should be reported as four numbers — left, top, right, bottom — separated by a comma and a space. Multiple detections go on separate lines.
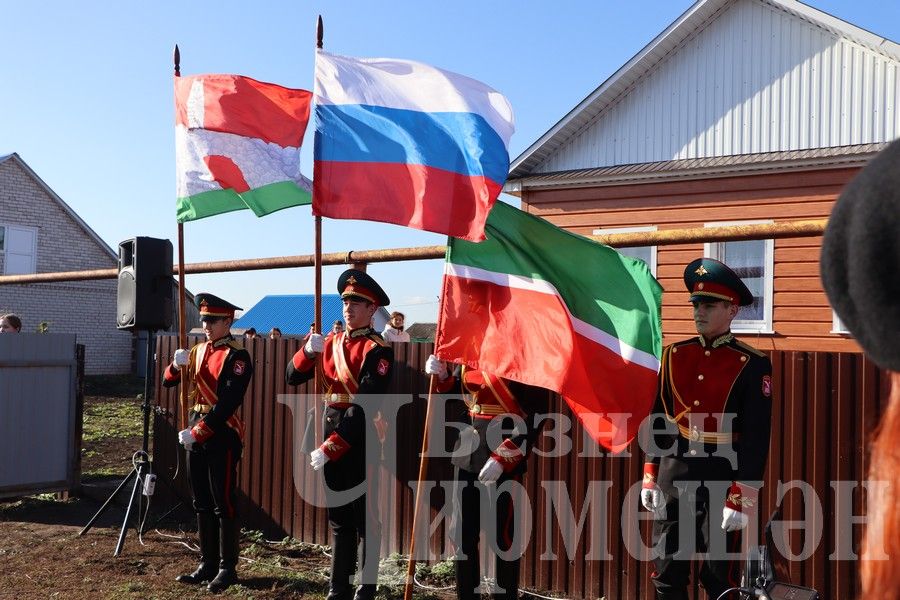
435, 201, 663, 450
175, 74, 312, 222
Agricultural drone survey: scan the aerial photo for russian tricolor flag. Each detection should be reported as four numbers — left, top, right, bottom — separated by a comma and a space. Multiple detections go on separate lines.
313, 50, 515, 242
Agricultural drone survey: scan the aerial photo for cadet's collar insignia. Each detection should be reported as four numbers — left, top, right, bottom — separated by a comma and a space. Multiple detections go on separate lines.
213, 335, 234, 348
346, 275, 357, 285
348, 326, 374, 339
711, 332, 734, 348
695, 265, 709, 276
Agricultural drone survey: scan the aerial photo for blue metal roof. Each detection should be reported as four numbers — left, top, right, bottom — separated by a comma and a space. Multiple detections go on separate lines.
233, 295, 346, 336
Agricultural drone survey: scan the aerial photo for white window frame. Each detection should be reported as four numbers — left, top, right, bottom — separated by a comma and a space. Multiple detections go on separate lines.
703, 220, 774, 334
592, 225, 658, 276
1, 224, 38, 275
832, 311, 850, 334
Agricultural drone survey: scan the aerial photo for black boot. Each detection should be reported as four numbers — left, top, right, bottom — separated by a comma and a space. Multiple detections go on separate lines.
176, 513, 219, 584
207, 518, 240, 593
327, 532, 358, 600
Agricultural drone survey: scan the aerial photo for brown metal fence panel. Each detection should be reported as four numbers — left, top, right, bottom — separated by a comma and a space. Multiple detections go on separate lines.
153, 340, 890, 599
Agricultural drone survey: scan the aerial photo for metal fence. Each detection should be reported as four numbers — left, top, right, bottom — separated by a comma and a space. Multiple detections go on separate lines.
0, 334, 84, 498
152, 335, 889, 599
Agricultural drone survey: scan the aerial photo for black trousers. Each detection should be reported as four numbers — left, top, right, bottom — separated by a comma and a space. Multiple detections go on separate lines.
324, 464, 382, 600
450, 467, 522, 600
651, 486, 742, 600
187, 427, 242, 519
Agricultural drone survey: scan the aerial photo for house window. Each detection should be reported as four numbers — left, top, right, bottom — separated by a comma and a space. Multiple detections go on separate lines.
593, 226, 658, 276
1, 225, 37, 275
703, 220, 774, 334
832, 311, 850, 334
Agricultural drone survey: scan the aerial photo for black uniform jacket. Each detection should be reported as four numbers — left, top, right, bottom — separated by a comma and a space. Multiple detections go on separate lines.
644, 333, 773, 494
163, 335, 253, 444
435, 365, 549, 476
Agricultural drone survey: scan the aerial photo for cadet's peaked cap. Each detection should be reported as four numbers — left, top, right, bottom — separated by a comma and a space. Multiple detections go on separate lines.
337, 269, 390, 306
195, 293, 241, 319
684, 258, 754, 306
821, 138, 900, 371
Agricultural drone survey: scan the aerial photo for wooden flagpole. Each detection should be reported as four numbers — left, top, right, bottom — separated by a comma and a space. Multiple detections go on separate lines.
174, 44, 189, 431
404, 376, 436, 600
313, 15, 325, 463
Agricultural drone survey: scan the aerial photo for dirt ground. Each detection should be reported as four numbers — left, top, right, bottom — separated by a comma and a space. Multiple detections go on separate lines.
0, 382, 451, 600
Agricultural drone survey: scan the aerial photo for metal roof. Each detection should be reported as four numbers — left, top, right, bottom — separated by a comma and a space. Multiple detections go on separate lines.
506, 143, 885, 192
233, 295, 391, 336
508, 0, 900, 180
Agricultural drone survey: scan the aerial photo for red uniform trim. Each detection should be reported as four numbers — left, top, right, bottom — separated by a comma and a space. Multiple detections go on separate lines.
191, 420, 213, 444
725, 482, 759, 512
642, 462, 659, 489
164, 363, 180, 382
491, 438, 525, 473
321, 432, 351, 461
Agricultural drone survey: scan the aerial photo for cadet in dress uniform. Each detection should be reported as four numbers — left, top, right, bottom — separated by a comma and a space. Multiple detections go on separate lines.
164, 293, 253, 594
425, 355, 547, 600
641, 259, 773, 600
286, 269, 394, 600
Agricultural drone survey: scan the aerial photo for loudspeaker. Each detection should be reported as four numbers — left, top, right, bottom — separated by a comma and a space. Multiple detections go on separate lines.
116, 237, 174, 331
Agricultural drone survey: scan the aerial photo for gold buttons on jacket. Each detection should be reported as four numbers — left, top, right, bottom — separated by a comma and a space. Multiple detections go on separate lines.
693, 400, 700, 406
471, 404, 482, 414
740, 356, 747, 362
698, 374, 704, 381
689, 449, 697, 456
705, 350, 711, 356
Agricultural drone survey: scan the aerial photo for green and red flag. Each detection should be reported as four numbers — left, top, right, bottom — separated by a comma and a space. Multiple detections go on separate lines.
174, 74, 313, 222
435, 201, 663, 451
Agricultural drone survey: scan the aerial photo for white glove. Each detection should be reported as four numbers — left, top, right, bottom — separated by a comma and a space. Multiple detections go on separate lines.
174, 349, 189, 367
641, 486, 664, 512
424, 354, 448, 380
305, 333, 325, 355
178, 428, 195, 450
722, 506, 749, 532
477, 458, 504, 485
310, 447, 328, 471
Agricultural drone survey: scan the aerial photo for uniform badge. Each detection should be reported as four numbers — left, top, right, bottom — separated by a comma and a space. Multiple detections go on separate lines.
762, 375, 772, 397
233, 360, 246, 375
377, 358, 390, 376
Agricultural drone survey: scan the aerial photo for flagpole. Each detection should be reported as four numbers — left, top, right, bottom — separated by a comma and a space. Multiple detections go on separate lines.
313, 14, 325, 465
404, 376, 436, 600
174, 44, 189, 431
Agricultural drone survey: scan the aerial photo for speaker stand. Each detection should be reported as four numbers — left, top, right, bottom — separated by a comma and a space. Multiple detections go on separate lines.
79, 330, 158, 556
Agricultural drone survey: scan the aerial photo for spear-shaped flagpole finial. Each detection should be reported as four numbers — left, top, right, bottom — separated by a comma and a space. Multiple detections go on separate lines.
317, 15, 324, 50
173, 44, 181, 77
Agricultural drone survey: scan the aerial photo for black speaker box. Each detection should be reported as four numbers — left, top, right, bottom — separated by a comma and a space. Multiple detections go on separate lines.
116, 237, 174, 331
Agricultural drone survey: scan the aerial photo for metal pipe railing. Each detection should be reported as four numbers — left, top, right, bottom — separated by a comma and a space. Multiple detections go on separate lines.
0, 219, 827, 285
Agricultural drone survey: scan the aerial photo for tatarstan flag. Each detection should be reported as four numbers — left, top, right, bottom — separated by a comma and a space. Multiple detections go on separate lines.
435, 201, 663, 451
175, 74, 312, 222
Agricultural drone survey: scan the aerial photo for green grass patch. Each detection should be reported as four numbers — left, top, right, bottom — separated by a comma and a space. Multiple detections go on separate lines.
82, 400, 143, 442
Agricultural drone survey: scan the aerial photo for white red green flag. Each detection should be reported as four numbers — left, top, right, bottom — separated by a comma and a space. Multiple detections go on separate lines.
175, 74, 312, 222
435, 201, 663, 450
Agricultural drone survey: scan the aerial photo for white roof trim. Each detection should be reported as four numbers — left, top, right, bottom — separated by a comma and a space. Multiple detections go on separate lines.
0, 153, 117, 261
509, 0, 900, 179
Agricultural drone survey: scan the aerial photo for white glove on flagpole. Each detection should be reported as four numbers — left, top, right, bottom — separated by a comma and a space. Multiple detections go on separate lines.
721, 506, 749, 532
305, 333, 325, 356
173, 349, 189, 367
178, 428, 195, 450
640, 487, 664, 512
477, 458, 504, 485
424, 354, 448, 380
310, 448, 328, 471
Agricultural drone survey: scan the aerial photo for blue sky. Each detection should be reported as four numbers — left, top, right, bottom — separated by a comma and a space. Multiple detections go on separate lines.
2, 1, 899, 326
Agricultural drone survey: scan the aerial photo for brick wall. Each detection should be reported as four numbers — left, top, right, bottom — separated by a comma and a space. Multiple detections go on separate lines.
0, 157, 132, 374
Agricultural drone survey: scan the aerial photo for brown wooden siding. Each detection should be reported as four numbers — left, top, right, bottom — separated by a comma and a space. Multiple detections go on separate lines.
153, 336, 890, 600
521, 167, 863, 353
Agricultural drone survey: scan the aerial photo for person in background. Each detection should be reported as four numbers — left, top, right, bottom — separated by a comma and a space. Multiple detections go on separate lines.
0, 313, 22, 333
381, 311, 410, 343
332, 320, 344, 335
641, 258, 773, 600
269, 327, 282, 339
820, 138, 900, 600
164, 293, 253, 594
243, 327, 257, 340
302, 323, 316, 344
285, 269, 394, 600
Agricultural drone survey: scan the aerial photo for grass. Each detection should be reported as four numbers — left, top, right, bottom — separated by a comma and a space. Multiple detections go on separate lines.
82, 400, 144, 443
